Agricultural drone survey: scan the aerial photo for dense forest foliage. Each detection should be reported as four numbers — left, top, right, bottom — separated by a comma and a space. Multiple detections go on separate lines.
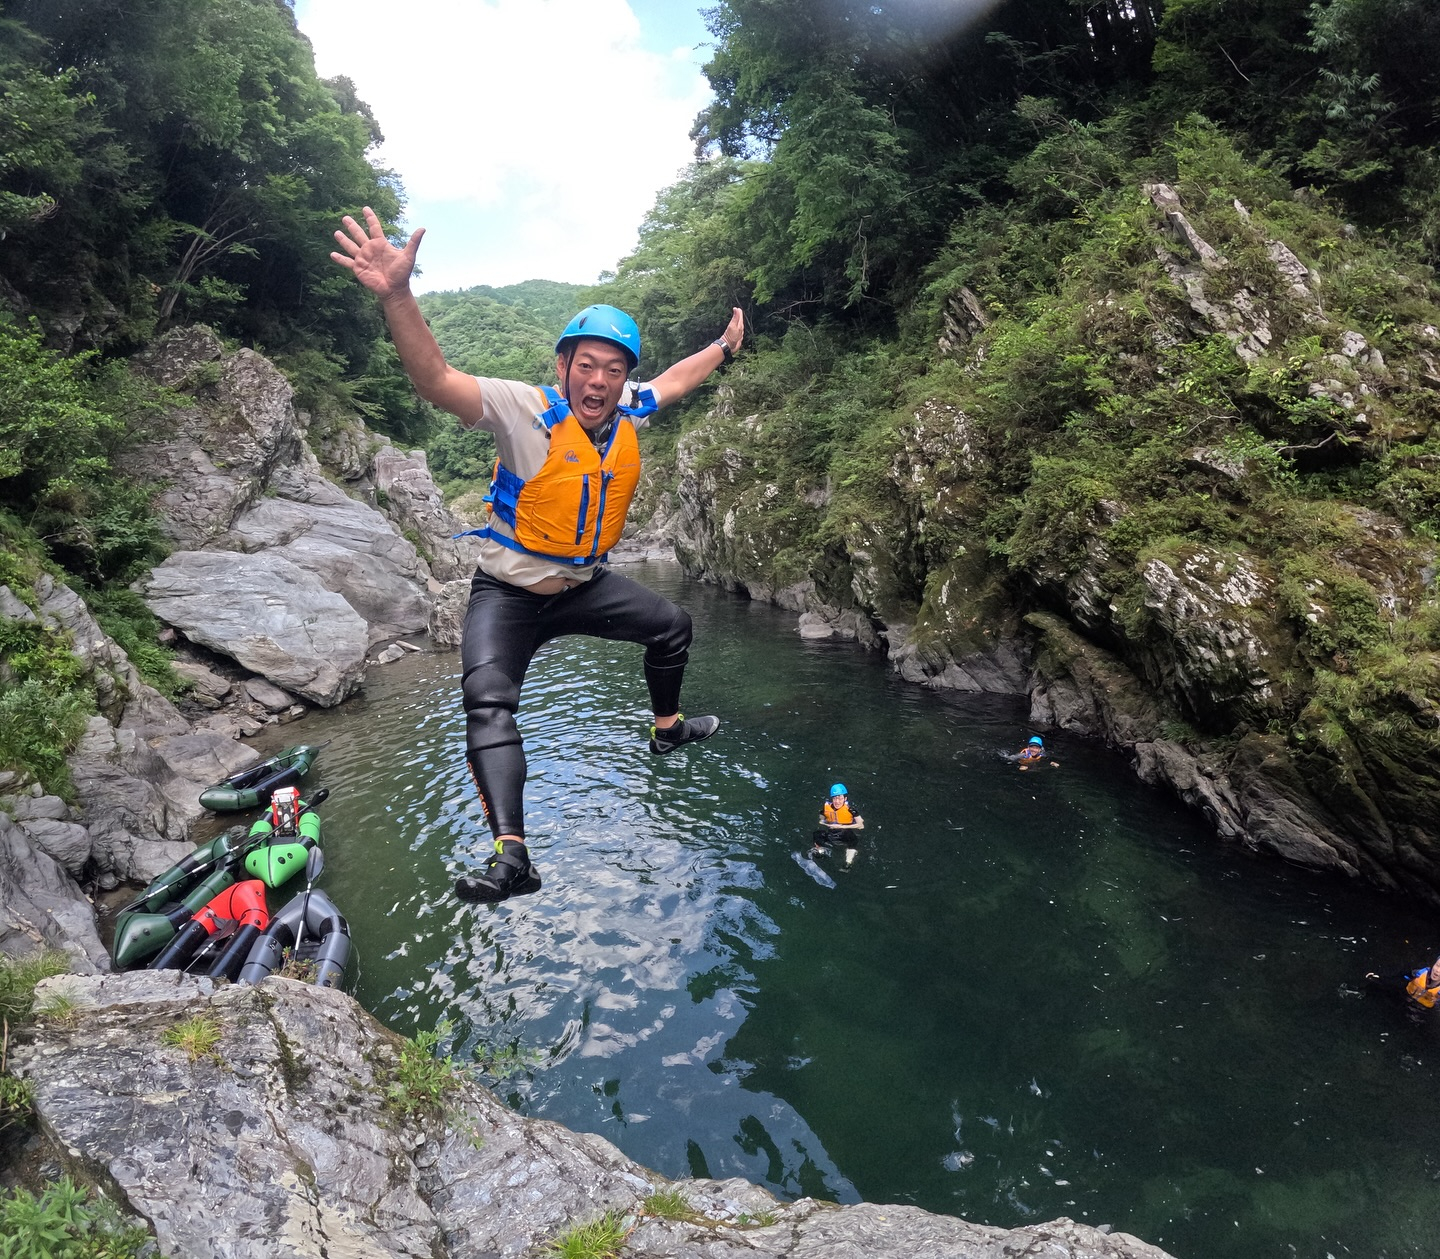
589, 0, 1440, 852
603, 0, 1440, 358
0, 0, 414, 788
0, 0, 416, 426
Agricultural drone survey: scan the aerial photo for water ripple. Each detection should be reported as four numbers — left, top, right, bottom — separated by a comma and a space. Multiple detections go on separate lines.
273, 564, 1440, 1257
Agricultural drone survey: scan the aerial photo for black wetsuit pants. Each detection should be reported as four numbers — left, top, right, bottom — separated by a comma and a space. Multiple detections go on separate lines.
460, 566, 692, 838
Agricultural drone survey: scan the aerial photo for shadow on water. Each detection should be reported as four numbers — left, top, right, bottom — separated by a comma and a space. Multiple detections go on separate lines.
282, 562, 1439, 1259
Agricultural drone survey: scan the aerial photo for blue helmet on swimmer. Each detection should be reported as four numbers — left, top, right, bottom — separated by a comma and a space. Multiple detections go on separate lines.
830, 783, 848, 797
1028, 736, 1044, 746
556, 304, 640, 371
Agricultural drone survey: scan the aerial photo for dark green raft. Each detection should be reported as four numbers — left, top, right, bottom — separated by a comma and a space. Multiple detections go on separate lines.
198, 744, 319, 812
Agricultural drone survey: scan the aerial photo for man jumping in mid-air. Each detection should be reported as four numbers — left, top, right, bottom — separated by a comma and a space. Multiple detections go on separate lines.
332, 207, 743, 905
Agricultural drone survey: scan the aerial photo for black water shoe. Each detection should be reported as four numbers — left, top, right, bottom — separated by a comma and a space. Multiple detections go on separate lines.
455, 840, 541, 904
649, 714, 720, 755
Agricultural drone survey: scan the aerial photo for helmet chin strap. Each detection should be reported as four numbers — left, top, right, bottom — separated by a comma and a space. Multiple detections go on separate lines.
560, 347, 576, 406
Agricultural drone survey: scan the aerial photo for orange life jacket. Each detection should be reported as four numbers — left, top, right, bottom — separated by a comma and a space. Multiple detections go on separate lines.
1406, 969, 1440, 1008
823, 801, 855, 826
481, 386, 646, 566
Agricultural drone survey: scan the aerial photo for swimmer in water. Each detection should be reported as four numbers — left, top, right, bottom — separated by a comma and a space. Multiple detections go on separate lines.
1016, 735, 1059, 771
811, 783, 864, 867
1367, 954, 1440, 1009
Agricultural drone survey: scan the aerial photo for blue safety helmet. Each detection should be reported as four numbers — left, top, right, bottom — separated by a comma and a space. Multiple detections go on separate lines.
1028, 736, 1044, 746
830, 783, 848, 797
555, 304, 640, 371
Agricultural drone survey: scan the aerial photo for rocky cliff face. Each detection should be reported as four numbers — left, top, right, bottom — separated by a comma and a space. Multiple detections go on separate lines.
0, 565, 259, 943
0, 325, 484, 968
11, 972, 1176, 1259
126, 326, 481, 706
666, 181, 1440, 904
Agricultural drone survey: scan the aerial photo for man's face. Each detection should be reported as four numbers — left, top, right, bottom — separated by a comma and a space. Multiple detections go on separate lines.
558, 338, 630, 430
831, 793, 847, 807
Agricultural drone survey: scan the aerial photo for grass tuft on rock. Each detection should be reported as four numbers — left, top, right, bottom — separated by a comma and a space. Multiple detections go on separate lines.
0, 952, 70, 1025
160, 1015, 223, 1064
546, 1211, 629, 1259
639, 1187, 696, 1222
383, 1023, 470, 1119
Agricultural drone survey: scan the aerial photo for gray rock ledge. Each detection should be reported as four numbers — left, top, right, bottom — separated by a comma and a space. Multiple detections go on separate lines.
141, 550, 368, 707
14, 973, 1176, 1259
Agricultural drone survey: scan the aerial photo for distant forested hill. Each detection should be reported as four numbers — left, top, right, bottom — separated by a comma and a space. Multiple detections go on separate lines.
427, 280, 585, 333
417, 280, 581, 383
416, 280, 582, 490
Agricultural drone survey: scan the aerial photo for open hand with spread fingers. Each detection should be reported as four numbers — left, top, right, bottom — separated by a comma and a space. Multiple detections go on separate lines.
722, 306, 745, 354
331, 205, 423, 302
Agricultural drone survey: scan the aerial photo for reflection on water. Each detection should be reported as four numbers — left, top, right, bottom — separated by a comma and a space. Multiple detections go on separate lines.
278, 562, 1438, 1259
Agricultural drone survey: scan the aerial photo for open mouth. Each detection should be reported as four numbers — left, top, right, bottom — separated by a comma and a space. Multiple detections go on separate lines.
577, 393, 608, 420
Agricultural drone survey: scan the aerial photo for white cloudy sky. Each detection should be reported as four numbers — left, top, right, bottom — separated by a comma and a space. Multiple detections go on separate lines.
293, 0, 713, 292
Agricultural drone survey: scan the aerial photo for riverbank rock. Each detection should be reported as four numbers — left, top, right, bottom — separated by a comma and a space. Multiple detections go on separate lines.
3, 570, 252, 897
216, 472, 431, 643
125, 327, 445, 664
1, 792, 92, 879
429, 578, 471, 648
373, 445, 484, 582
69, 717, 196, 887
122, 327, 302, 549
142, 551, 368, 707
13, 972, 1176, 1259
655, 178, 1440, 904
0, 813, 106, 972
1025, 612, 1377, 879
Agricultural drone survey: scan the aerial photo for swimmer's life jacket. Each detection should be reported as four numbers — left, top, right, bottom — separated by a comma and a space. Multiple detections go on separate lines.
822, 800, 855, 826
1406, 969, 1439, 1008
459, 385, 655, 566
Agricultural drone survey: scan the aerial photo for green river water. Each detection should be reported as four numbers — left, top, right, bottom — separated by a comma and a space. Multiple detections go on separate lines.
264, 562, 1438, 1259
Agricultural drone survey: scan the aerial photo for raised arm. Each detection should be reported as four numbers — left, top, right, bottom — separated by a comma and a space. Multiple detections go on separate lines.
331, 207, 485, 425
648, 307, 745, 407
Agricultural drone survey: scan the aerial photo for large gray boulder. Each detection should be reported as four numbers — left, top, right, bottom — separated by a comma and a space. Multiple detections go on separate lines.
218, 474, 432, 641
15, 973, 1176, 1259
14, 813, 93, 880
373, 445, 483, 582
120, 327, 303, 548
428, 578, 470, 648
69, 717, 196, 887
142, 550, 368, 706
0, 812, 106, 972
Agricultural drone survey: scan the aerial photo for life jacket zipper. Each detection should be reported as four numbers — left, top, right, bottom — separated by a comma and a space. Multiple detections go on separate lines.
574, 474, 591, 545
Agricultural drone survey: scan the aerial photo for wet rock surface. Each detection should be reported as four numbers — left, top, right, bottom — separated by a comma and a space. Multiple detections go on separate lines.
13, 973, 1177, 1259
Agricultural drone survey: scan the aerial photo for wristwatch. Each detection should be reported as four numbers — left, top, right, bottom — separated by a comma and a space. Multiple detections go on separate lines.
712, 337, 734, 365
